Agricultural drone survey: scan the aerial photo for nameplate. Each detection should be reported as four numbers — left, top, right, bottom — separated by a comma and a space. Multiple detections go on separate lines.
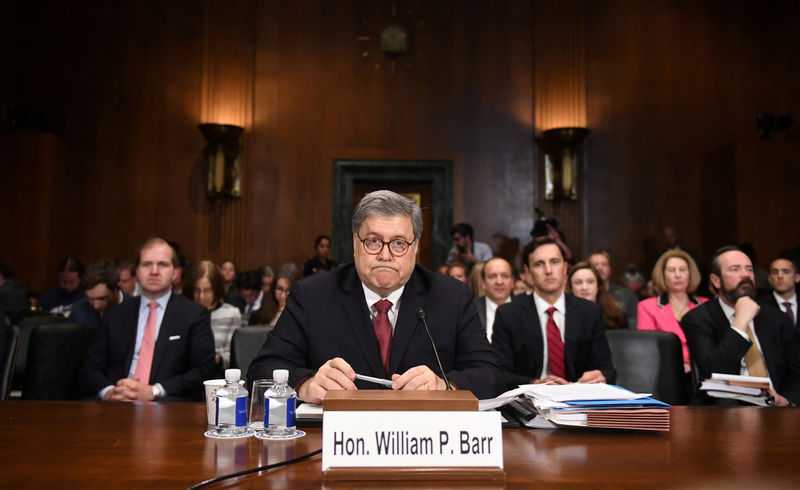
321, 411, 503, 471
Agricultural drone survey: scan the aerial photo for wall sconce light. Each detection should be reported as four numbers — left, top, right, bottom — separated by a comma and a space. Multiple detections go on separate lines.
198, 123, 243, 199
537, 127, 589, 201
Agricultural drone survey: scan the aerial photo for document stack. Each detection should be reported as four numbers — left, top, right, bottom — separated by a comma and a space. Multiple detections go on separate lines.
487, 384, 670, 431
699, 373, 773, 406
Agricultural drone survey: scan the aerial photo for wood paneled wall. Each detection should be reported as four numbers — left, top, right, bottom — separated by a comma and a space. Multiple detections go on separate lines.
1, 0, 798, 291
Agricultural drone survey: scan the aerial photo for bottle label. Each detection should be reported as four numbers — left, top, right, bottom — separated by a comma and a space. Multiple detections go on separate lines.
235, 395, 247, 427
286, 397, 296, 427
266, 396, 297, 428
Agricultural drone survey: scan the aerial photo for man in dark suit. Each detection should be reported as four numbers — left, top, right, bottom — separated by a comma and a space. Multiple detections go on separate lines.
71, 259, 131, 328
474, 257, 513, 342
247, 190, 501, 403
758, 257, 799, 329
79, 238, 215, 401
492, 238, 616, 391
681, 246, 800, 406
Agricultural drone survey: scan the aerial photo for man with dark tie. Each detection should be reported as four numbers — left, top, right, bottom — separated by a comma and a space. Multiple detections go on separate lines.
759, 257, 799, 329
681, 246, 800, 406
79, 238, 215, 401
492, 237, 616, 391
247, 190, 501, 403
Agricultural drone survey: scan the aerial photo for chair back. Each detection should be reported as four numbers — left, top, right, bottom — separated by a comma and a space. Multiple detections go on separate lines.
606, 329, 690, 405
1, 324, 20, 399
22, 322, 97, 400
229, 325, 272, 375
13, 314, 66, 391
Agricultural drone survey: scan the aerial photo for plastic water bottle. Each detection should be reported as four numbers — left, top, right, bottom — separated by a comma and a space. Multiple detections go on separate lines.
215, 369, 248, 435
264, 369, 296, 436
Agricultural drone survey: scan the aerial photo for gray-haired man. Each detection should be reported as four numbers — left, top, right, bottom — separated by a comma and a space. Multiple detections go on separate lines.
247, 190, 502, 403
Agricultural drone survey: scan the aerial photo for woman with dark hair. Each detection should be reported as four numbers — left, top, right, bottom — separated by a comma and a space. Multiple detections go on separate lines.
188, 260, 242, 371
251, 270, 296, 326
638, 249, 707, 373
567, 261, 627, 329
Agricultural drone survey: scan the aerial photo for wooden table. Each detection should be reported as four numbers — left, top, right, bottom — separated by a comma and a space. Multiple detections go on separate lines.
2, 401, 799, 488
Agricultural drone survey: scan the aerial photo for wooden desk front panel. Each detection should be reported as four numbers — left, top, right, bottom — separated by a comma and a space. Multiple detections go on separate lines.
2, 402, 798, 488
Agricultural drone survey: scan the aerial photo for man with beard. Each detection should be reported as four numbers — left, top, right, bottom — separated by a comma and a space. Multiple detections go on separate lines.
681, 246, 800, 405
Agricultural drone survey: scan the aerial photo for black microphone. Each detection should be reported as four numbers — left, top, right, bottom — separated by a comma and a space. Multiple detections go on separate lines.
416, 307, 452, 390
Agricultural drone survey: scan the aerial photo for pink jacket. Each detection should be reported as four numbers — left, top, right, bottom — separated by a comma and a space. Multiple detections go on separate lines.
637, 294, 708, 365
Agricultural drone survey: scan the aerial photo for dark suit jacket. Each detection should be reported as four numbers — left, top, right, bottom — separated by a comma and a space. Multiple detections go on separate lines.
79, 293, 215, 400
680, 298, 800, 404
474, 296, 487, 330
246, 263, 502, 400
492, 293, 617, 391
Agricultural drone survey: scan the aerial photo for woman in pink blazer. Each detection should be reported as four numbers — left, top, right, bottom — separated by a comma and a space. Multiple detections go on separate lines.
637, 250, 707, 373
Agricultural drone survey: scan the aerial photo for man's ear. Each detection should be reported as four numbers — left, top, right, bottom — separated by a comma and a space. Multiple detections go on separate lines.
709, 273, 721, 292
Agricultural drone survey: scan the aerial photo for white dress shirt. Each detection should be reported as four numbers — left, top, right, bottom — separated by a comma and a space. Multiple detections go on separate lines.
532, 291, 566, 380
485, 296, 511, 342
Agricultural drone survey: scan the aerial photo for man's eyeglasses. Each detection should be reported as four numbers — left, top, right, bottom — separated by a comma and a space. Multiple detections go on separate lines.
356, 234, 416, 257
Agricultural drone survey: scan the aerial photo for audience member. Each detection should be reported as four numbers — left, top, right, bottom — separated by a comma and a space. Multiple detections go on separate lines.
187, 260, 242, 372
739, 242, 770, 296
229, 270, 262, 318
642, 279, 657, 299
759, 257, 799, 329
71, 259, 125, 327
446, 223, 493, 268
493, 238, 616, 391
512, 273, 531, 296
251, 270, 296, 326
302, 235, 337, 277
530, 212, 574, 263
247, 190, 501, 402
588, 251, 638, 329
220, 259, 238, 302
445, 262, 468, 283
621, 264, 646, 298
172, 255, 191, 297
0, 256, 27, 314
36, 257, 86, 317
567, 262, 626, 329
79, 238, 215, 401
474, 257, 513, 341
638, 250, 707, 373
259, 265, 274, 302
680, 246, 800, 406
116, 259, 137, 296
662, 225, 699, 266
467, 262, 485, 299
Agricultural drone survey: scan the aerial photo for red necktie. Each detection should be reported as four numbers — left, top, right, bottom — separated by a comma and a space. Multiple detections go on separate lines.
546, 306, 565, 379
133, 301, 158, 384
782, 302, 795, 327
373, 300, 393, 375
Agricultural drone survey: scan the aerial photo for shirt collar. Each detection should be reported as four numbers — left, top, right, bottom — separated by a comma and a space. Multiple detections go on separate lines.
532, 290, 565, 314
362, 283, 405, 313
774, 290, 797, 305
141, 290, 171, 311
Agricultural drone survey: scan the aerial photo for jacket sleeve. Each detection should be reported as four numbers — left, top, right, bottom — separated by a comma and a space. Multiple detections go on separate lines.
680, 309, 749, 380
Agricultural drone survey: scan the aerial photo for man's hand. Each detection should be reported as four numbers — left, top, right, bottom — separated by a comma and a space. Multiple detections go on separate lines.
104, 378, 154, 402
391, 365, 446, 390
732, 296, 761, 333
577, 369, 606, 384
532, 375, 569, 385
296, 357, 357, 404
769, 389, 789, 407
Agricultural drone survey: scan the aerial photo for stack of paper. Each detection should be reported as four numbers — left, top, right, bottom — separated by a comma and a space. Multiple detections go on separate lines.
700, 373, 773, 406
521, 383, 671, 432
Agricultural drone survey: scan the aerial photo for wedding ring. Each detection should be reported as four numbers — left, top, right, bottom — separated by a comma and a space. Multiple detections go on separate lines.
425, 383, 430, 390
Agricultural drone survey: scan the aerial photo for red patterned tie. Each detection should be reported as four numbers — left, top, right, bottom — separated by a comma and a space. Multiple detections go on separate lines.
546, 306, 565, 379
782, 302, 795, 327
133, 301, 158, 384
373, 300, 393, 375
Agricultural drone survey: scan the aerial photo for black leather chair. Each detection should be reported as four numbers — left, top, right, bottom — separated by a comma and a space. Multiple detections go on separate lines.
606, 329, 690, 405
1, 324, 20, 400
22, 322, 97, 400
229, 325, 272, 375
13, 314, 66, 391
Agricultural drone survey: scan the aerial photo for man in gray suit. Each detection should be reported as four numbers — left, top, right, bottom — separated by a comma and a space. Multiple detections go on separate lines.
474, 257, 513, 342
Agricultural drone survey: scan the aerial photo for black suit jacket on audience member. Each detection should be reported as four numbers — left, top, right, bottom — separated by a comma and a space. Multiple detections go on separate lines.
246, 262, 502, 400
474, 296, 487, 330
79, 294, 215, 401
680, 299, 800, 404
492, 293, 617, 391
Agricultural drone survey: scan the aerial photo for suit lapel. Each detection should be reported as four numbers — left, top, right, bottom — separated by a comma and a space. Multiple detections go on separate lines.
338, 268, 385, 377
563, 295, 580, 380
708, 299, 731, 339
150, 294, 181, 380
388, 269, 426, 376
523, 295, 544, 377
476, 297, 487, 331
124, 297, 142, 372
